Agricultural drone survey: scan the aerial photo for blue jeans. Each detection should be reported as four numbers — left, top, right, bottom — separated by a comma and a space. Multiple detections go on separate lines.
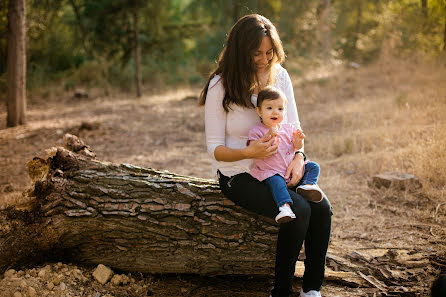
265, 161, 321, 208
264, 174, 292, 207
298, 161, 320, 186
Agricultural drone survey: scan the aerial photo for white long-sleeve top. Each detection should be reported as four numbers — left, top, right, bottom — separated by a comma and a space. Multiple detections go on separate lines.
204, 64, 301, 178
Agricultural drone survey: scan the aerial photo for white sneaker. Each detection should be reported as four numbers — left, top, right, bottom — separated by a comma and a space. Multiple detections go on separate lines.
300, 289, 322, 297
275, 204, 296, 223
296, 184, 325, 202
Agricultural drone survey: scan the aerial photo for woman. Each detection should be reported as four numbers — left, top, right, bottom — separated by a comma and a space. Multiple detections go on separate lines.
199, 14, 332, 297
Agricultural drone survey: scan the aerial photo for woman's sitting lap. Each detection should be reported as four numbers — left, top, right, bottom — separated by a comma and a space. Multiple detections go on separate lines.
218, 172, 330, 221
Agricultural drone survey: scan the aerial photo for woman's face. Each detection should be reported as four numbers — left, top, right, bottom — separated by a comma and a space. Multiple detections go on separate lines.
253, 36, 274, 74
256, 97, 285, 128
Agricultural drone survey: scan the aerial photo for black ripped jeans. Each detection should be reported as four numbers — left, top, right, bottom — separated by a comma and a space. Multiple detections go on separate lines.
218, 171, 332, 297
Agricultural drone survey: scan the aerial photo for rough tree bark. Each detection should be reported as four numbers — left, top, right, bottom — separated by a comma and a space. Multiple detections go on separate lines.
0, 135, 278, 275
6, 0, 26, 127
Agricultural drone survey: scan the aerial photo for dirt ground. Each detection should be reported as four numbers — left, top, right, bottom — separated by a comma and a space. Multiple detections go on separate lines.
1, 61, 445, 297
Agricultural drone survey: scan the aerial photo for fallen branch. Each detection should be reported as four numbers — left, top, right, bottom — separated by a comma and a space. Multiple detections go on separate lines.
357, 271, 388, 292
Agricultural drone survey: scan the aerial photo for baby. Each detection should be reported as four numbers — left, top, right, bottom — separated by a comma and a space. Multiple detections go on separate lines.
248, 86, 326, 223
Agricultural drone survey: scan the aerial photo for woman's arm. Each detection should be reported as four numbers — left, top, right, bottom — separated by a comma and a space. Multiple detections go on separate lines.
281, 68, 300, 129
214, 134, 277, 162
280, 68, 305, 186
285, 153, 305, 187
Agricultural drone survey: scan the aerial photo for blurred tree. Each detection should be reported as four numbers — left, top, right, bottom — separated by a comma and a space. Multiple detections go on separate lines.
387, 0, 445, 56
318, 0, 331, 60
278, 0, 318, 58
6, 0, 26, 127
444, 0, 446, 50
3, 0, 446, 96
0, 1, 8, 75
422, 0, 428, 18
133, 7, 142, 97
333, 0, 383, 62
68, 0, 92, 57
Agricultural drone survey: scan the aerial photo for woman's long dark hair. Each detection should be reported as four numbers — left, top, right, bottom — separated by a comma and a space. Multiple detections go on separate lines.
198, 14, 285, 112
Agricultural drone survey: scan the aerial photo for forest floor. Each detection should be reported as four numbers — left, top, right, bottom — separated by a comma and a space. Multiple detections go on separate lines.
0, 58, 445, 297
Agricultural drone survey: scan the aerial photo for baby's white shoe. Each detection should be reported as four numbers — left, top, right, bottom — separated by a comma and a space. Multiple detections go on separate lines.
296, 184, 325, 202
275, 204, 296, 223
300, 289, 322, 297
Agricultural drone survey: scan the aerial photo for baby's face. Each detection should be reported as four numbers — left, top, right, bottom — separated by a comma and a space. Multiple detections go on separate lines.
256, 97, 285, 128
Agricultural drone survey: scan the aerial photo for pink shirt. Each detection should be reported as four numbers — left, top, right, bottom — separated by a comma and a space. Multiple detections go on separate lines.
248, 123, 296, 182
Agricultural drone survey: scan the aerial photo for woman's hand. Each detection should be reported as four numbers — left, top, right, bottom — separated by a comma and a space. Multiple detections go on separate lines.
244, 133, 279, 159
285, 153, 305, 187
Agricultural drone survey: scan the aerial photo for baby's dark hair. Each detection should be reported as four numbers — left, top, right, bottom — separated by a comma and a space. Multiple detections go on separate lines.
257, 86, 287, 108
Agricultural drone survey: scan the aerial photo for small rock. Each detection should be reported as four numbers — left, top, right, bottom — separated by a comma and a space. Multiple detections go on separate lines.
60, 282, 66, 291
13, 292, 22, 297
29, 269, 38, 277
74, 89, 89, 99
73, 269, 88, 282
8, 277, 22, 283
79, 121, 100, 131
370, 171, 422, 191
110, 274, 122, 286
47, 282, 54, 290
3, 184, 13, 192
51, 274, 62, 285
121, 275, 129, 285
28, 286, 37, 297
4, 269, 16, 278
38, 269, 47, 278
92, 264, 113, 285
348, 61, 361, 69
17, 270, 25, 277
20, 280, 27, 288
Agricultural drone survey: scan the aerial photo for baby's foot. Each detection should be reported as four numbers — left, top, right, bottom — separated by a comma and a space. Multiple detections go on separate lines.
296, 184, 325, 202
275, 204, 296, 223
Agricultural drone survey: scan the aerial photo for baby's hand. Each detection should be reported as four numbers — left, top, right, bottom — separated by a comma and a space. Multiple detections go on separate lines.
292, 129, 305, 150
269, 126, 279, 138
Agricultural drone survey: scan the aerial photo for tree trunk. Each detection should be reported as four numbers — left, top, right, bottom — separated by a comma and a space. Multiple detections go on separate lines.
6, 0, 26, 127
353, 0, 362, 61
421, 0, 428, 18
134, 9, 142, 98
0, 135, 278, 275
318, 0, 331, 60
68, 0, 92, 57
233, 0, 240, 24
444, 2, 446, 51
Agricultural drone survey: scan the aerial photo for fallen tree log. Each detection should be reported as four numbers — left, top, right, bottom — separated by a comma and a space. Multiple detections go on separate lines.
0, 135, 279, 275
